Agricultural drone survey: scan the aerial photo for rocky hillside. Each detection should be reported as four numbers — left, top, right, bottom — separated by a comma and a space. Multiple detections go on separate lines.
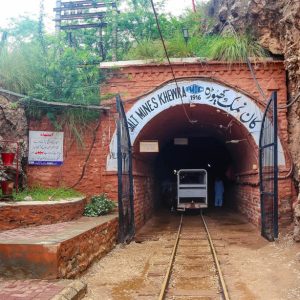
207, 0, 300, 238
0, 93, 28, 187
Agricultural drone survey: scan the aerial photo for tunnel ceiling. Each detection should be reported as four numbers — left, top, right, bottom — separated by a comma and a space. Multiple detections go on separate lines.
133, 104, 258, 173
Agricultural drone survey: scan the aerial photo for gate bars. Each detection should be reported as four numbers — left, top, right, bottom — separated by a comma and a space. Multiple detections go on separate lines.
116, 95, 135, 243
259, 91, 278, 241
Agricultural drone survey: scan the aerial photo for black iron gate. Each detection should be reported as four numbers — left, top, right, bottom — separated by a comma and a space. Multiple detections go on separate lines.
259, 91, 278, 241
116, 94, 135, 243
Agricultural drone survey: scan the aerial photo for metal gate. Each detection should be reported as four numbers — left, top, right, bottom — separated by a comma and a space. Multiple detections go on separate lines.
259, 91, 278, 241
116, 94, 135, 243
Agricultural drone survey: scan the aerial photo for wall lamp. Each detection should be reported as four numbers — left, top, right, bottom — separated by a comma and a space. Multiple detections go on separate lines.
182, 28, 189, 45
226, 139, 247, 144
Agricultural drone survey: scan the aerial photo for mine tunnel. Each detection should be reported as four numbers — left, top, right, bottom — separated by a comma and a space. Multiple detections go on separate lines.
133, 104, 258, 215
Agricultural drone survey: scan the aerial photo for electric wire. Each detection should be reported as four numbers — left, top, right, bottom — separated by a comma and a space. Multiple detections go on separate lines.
246, 57, 268, 101
149, 0, 197, 125
279, 92, 300, 109
0, 88, 109, 111
70, 117, 101, 189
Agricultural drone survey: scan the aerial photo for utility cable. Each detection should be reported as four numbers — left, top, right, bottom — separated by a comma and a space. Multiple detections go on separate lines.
48, 115, 102, 200
70, 117, 101, 189
246, 57, 267, 101
149, 0, 197, 124
0, 88, 109, 111
279, 92, 300, 109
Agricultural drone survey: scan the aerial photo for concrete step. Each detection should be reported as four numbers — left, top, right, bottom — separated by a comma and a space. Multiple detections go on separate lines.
0, 214, 118, 279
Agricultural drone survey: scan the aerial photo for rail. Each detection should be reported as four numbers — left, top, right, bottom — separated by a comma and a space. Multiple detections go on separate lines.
158, 212, 231, 300
201, 211, 231, 300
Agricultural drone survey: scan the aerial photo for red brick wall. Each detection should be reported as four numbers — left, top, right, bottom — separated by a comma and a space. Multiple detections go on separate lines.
58, 216, 118, 278
0, 215, 118, 279
228, 174, 294, 227
0, 198, 86, 231
27, 60, 295, 230
134, 175, 155, 229
27, 117, 114, 198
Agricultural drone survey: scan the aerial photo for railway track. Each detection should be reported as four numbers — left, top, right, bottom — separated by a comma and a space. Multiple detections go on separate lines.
157, 212, 230, 300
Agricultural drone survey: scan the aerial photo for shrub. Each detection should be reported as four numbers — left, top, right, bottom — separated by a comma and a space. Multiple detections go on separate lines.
125, 39, 164, 60
207, 34, 267, 62
83, 194, 116, 217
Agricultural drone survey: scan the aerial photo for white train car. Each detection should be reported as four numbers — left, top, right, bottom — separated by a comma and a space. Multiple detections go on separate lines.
177, 169, 208, 211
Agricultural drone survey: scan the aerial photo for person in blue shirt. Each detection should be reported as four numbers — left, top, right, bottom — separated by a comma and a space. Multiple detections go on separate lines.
214, 177, 224, 207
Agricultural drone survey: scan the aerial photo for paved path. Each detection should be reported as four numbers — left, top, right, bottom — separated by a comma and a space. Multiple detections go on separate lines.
0, 279, 68, 300
0, 216, 115, 244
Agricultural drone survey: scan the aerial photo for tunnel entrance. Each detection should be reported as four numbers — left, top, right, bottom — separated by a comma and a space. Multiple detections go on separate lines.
132, 103, 259, 216
107, 77, 289, 231
155, 136, 232, 210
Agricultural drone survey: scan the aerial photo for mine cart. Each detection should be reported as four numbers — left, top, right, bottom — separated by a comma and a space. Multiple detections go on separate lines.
177, 169, 208, 211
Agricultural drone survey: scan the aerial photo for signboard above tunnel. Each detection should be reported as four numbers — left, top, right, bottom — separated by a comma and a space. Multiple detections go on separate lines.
128, 80, 262, 141
107, 79, 286, 171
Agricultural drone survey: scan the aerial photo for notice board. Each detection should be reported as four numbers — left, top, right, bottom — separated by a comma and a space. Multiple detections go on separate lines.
28, 131, 64, 165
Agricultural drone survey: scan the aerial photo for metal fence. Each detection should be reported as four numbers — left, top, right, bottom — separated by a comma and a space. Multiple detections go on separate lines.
116, 95, 135, 243
259, 91, 278, 241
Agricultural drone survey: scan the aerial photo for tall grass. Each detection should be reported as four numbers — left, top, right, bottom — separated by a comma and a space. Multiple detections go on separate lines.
125, 39, 165, 60
207, 35, 267, 62
125, 34, 267, 62
0, 42, 44, 94
167, 33, 198, 57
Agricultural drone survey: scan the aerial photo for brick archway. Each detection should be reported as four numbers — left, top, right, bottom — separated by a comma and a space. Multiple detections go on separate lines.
27, 60, 294, 231
106, 78, 286, 171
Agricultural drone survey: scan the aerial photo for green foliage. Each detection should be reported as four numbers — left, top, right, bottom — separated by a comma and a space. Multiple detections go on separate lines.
0, 1, 268, 121
13, 186, 83, 201
0, 40, 43, 94
8, 102, 18, 110
206, 34, 267, 62
125, 33, 266, 62
116, 2, 266, 62
167, 33, 201, 58
83, 194, 116, 217
125, 40, 164, 60
0, 18, 101, 142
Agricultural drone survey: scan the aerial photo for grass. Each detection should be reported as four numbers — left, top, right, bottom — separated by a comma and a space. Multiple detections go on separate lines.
12, 187, 83, 201
207, 34, 267, 62
124, 34, 267, 62
125, 39, 165, 61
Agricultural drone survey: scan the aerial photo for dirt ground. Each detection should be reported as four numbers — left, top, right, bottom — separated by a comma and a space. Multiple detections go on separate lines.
81, 210, 300, 300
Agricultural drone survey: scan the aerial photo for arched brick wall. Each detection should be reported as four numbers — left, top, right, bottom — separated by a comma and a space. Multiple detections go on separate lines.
27, 59, 295, 230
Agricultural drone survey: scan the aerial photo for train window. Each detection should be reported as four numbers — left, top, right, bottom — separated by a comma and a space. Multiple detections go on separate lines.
179, 171, 206, 185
